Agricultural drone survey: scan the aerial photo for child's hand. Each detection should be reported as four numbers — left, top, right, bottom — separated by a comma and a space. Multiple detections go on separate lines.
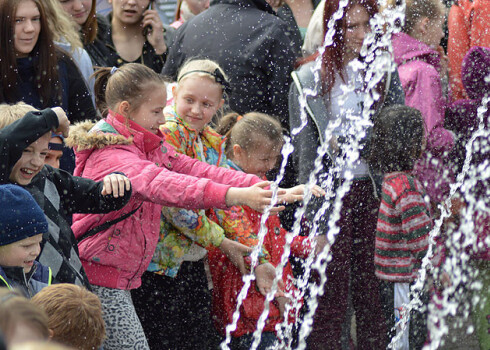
142, 8, 167, 55
438, 271, 451, 289
314, 234, 327, 257
225, 181, 286, 213
219, 238, 253, 275
51, 107, 70, 138
274, 296, 291, 320
278, 184, 325, 204
101, 174, 131, 198
254, 263, 285, 297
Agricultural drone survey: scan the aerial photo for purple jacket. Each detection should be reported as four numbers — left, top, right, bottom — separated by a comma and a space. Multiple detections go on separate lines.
445, 46, 490, 261
68, 112, 260, 290
392, 32, 455, 203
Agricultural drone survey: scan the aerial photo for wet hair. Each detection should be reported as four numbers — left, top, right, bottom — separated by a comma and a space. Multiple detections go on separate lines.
79, 0, 97, 45
32, 284, 105, 350
401, 0, 444, 34
43, 0, 82, 50
176, 58, 229, 97
368, 104, 425, 173
0, 102, 37, 129
320, 0, 378, 93
0, 0, 61, 106
217, 112, 284, 160
0, 288, 50, 344
93, 63, 167, 117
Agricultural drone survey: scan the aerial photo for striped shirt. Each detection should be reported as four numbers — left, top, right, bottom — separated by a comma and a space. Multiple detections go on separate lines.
375, 172, 433, 282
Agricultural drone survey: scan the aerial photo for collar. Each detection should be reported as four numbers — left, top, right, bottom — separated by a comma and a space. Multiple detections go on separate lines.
110, 111, 164, 153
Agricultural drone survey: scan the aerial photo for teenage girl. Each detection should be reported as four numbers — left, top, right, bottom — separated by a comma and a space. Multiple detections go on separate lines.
389, 0, 455, 205
212, 111, 318, 350
68, 63, 298, 350
368, 105, 445, 350
131, 59, 318, 350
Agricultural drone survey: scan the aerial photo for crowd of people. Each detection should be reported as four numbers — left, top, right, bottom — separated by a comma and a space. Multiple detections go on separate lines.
0, 0, 488, 349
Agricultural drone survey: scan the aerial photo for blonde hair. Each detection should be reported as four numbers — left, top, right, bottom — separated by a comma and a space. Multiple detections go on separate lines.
217, 112, 284, 159
177, 59, 228, 85
0, 288, 50, 344
0, 102, 37, 129
32, 284, 105, 350
41, 0, 83, 51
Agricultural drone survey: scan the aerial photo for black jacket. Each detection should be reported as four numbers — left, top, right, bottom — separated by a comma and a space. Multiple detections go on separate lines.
162, 0, 296, 127
25, 165, 131, 288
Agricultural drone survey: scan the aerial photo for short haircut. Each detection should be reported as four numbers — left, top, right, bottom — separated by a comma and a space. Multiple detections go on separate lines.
0, 288, 50, 344
0, 102, 37, 129
31, 284, 105, 350
368, 105, 425, 173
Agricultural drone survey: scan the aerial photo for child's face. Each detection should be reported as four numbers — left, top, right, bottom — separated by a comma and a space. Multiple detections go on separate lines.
10, 133, 50, 186
422, 15, 444, 49
0, 234, 43, 273
58, 0, 93, 27
173, 76, 224, 132
13, 0, 41, 58
44, 137, 63, 169
127, 84, 167, 134
232, 139, 282, 178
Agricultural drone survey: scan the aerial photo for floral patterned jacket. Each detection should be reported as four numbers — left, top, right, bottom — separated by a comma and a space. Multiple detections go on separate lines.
148, 107, 270, 277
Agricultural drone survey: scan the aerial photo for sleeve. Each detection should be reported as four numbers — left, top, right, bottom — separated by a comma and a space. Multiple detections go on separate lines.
447, 2, 470, 101
50, 167, 132, 215
63, 55, 97, 123
0, 109, 59, 184
160, 23, 188, 79
398, 188, 432, 271
290, 235, 313, 259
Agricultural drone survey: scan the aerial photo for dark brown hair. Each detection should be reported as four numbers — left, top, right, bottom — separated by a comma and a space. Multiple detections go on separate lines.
367, 104, 425, 173
80, 0, 97, 44
217, 112, 284, 160
0, 0, 61, 106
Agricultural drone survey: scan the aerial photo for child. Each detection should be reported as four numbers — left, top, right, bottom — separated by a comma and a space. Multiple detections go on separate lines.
0, 288, 50, 346
0, 184, 51, 297
0, 102, 132, 288
67, 63, 302, 350
368, 105, 443, 350
211, 111, 316, 349
32, 283, 105, 350
45, 133, 64, 169
390, 0, 455, 205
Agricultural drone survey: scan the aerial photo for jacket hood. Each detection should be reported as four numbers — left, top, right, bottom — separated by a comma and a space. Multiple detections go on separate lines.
65, 120, 132, 151
461, 46, 490, 100
392, 32, 440, 69
210, 0, 275, 15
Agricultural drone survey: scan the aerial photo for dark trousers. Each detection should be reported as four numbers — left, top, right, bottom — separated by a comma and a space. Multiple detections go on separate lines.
132, 261, 220, 350
308, 180, 387, 350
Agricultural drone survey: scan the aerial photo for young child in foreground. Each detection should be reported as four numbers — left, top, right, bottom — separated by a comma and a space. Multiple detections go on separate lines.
368, 105, 445, 350
0, 184, 51, 297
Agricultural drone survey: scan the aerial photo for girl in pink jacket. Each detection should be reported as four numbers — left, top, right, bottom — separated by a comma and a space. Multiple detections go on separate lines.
67, 63, 296, 350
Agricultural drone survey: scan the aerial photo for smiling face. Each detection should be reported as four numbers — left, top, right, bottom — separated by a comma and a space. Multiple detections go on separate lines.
343, 4, 371, 62
232, 138, 282, 178
0, 234, 43, 273
173, 75, 224, 132
9, 133, 50, 186
110, 0, 150, 25
126, 84, 167, 134
13, 0, 41, 57
58, 0, 93, 27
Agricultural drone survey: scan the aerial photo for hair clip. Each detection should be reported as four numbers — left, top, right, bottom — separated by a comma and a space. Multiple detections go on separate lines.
110, 66, 118, 75
236, 115, 244, 122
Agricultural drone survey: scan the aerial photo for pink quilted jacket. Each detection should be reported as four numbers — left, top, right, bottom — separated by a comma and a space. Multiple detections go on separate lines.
68, 112, 260, 290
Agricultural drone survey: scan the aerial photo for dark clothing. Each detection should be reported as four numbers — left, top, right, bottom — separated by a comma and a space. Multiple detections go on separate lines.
0, 262, 51, 298
308, 180, 387, 350
0, 109, 59, 184
132, 262, 218, 350
85, 14, 173, 73
162, 0, 296, 127
23, 165, 131, 288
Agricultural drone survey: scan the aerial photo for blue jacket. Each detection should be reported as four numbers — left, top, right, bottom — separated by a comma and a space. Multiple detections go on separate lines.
0, 261, 52, 298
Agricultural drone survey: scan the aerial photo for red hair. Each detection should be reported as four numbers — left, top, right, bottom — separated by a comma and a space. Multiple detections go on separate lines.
299, 0, 379, 94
